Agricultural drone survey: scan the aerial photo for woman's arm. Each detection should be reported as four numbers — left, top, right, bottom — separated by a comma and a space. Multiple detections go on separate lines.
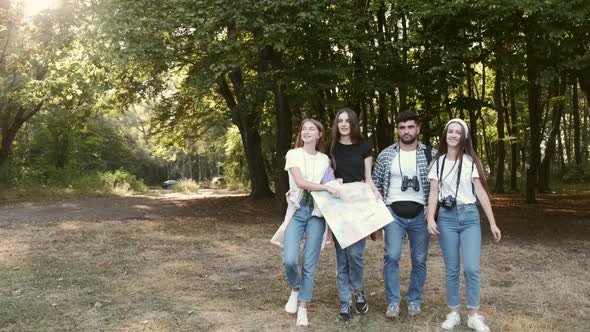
290, 167, 341, 198
364, 156, 383, 201
426, 179, 439, 236
474, 179, 501, 242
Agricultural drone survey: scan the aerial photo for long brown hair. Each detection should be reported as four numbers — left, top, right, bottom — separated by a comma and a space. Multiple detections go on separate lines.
330, 107, 365, 169
294, 118, 326, 153
431, 120, 491, 196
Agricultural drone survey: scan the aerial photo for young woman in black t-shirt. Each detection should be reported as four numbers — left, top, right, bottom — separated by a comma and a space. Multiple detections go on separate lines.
329, 107, 382, 321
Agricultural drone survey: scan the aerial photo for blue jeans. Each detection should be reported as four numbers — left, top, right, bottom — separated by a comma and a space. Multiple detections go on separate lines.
437, 204, 481, 309
334, 236, 366, 305
283, 203, 326, 303
383, 206, 430, 306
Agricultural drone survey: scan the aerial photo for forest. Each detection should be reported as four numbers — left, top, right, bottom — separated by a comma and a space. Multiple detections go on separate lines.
1, 1, 590, 331
1, 0, 589, 205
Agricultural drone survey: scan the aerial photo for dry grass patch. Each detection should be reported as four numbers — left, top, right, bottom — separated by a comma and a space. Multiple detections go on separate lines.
0, 194, 588, 331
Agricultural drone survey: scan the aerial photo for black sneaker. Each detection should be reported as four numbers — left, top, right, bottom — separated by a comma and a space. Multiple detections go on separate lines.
354, 291, 369, 314
338, 304, 352, 321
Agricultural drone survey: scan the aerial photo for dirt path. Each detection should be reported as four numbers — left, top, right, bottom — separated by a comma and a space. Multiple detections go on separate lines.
0, 189, 248, 225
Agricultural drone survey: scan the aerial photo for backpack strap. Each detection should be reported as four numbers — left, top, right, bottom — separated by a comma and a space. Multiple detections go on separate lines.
471, 159, 475, 194
436, 158, 440, 201
425, 145, 433, 165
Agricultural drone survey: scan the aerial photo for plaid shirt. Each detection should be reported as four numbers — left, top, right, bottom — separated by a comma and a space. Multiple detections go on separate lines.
372, 142, 437, 206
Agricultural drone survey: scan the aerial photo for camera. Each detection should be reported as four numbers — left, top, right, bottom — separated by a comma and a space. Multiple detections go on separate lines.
401, 175, 420, 192
440, 195, 456, 209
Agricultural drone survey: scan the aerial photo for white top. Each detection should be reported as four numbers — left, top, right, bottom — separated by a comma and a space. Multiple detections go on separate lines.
428, 154, 480, 205
285, 148, 330, 192
387, 149, 425, 205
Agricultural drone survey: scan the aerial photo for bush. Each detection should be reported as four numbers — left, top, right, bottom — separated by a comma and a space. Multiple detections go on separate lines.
96, 170, 148, 193
562, 162, 590, 183
218, 127, 249, 188
225, 178, 248, 192
173, 178, 199, 193
70, 172, 105, 192
0, 170, 149, 205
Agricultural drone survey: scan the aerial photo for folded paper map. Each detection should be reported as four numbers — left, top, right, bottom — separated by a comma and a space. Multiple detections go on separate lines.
311, 181, 393, 249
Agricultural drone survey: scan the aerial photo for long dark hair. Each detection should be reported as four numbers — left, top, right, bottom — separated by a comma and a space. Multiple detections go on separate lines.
294, 118, 326, 153
431, 120, 491, 196
330, 107, 365, 169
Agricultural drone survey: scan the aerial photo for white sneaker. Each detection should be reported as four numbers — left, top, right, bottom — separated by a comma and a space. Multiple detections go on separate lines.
284, 291, 298, 314
296, 306, 309, 326
441, 311, 461, 330
467, 314, 490, 332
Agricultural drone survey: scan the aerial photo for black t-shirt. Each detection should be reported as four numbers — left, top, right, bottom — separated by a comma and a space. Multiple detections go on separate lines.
332, 141, 373, 183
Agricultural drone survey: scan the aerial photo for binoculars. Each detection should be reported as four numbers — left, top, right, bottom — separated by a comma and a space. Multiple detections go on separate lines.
401, 175, 420, 192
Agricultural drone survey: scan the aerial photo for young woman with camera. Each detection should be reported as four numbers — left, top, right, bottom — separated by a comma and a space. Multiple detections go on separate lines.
271, 118, 341, 327
329, 107, 381, 321
426, 119, 501, 332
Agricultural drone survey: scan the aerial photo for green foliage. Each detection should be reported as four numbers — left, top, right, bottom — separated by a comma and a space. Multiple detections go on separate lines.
4, 110, 164, 186
218, 127, 249, 188
562, 162, 590, 183
0, 168, 148, 205
2, 0, 590, 201
97, 170, 148, 193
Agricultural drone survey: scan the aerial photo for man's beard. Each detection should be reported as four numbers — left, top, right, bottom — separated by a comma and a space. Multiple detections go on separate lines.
400, 135, 417, 144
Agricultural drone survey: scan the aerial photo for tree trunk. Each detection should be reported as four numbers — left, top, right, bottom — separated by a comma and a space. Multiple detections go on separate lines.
557, 126, 566, 173
216, 69, 273, 198
444, 86, 453, 119
525, 24, 542, 203
572, 78, 582, 165
508, 70, 519, 192
315, 90, 328, 126
399, 14, 408, 111
272, 81, 292, 212
369, 97, 377, 149
578, 66, 590, 161
376, 91, 393, 153
361, 98, 368, 136
480, 114, 494, 173
0, 102, 44, 168
466, 65, 478, 153
55, 131, 70, 169
493, 68, 505, 193
584, 97, 590, 161
539, 77, 566, 192
563, 111, 572, 163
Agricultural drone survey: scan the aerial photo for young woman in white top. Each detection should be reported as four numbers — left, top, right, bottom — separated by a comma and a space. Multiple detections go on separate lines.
271, 118, 340, 327
426, 119, 501, 332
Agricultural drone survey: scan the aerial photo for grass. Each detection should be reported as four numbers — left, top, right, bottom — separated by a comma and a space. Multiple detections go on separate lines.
0, 194, 589, 331
0, 184, 111, 206
0, 170, 149, 206
173, 178, 199, 193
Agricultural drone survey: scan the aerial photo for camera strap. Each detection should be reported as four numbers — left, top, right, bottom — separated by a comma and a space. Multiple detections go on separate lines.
437, 156, 462, 203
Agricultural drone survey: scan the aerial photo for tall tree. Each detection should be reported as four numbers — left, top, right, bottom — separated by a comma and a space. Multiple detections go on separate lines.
572, 79, 582, 165
539, 77, 567, 192
0, 1, 76, 169
493, 68, 506, 192
524, 16, 543, 203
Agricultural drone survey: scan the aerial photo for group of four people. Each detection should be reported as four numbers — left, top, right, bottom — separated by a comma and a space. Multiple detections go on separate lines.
271, 109, 501, 332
